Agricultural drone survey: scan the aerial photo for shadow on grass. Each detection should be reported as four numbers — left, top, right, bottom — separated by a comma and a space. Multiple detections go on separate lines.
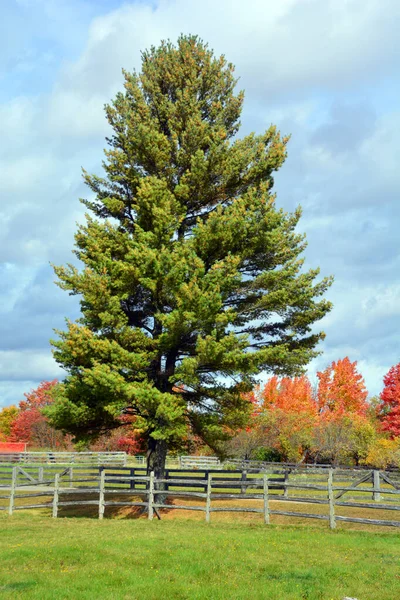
56, 492, 151, 520
0, 581, 37, 591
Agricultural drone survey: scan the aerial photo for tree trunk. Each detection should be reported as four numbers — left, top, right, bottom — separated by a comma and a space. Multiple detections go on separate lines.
147, 438, 168, 507
147, 438, 168, 477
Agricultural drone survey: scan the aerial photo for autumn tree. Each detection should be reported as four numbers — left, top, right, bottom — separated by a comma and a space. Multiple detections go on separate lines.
260, 375, 317, 415
257, 376, 317, 462
90, 424, 143, 454
362, 437, 400, 469
47, 35, 332, 477
316, 357, 368, 417
312, 357, 372, 464
11, 380, 66, 449
377, 363, 400, 437
313, 415, 376, 465
225, 425, 267, 461
0, 405, 19, 440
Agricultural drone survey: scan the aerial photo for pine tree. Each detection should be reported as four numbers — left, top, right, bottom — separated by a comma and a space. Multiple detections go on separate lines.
47, 35, 332, 477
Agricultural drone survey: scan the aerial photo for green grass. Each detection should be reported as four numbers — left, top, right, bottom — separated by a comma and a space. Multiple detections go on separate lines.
0, 514, 399, 599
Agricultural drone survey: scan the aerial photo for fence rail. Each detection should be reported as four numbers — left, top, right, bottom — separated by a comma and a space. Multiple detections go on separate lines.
0, 451, 127, 466
2, 466, 400, 530
177, 455, 400, 471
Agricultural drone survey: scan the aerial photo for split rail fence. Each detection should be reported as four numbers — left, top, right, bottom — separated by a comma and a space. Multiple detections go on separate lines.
1, 465, 400, 529
177, 455, 397, 471
0, 451, 127, 466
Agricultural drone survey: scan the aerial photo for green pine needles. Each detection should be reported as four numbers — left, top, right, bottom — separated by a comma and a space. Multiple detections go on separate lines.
48, 35, 332, 474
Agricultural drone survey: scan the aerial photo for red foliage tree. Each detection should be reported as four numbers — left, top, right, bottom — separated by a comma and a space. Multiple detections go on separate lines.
10, 380, 66, 449
378, 363, 400, 437
90, 427, 143, 454
91, 415, 145, 455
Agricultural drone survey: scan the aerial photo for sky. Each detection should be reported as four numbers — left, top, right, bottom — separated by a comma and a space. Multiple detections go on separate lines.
1, 0, 399, 407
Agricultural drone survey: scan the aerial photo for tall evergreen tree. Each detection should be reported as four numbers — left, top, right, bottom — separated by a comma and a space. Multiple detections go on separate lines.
48, 35, 332, 476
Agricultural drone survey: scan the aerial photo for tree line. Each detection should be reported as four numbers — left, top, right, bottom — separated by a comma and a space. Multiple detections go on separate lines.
226, 359, 400, 468
1, 359, 399, 468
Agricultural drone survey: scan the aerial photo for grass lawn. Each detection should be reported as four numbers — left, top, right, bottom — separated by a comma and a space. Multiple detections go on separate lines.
0, 514, 399, 600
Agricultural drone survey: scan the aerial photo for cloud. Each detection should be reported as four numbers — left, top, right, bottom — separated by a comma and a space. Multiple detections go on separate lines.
0, 350, 62, 382
45, 0, 400, 137
0, 381, 41, 409
310, 103, 377, 155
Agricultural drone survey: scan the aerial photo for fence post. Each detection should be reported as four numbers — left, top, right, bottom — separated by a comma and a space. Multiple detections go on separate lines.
205, 473, 212, 523
241, 470, 247, 495
130, 468, 136, 491
328, 468, 336, 530
8, 466, 17, 516
38, 466, 44, 484
165, 469, 170, 493
283, 469, 289, 498
98, 470, 105, 520
52, 474, 60, 518
373, 470, 381, 502
203, 470, 209, 494
69, 466, 74, 488
263, 473, 270, 525
148, 471, 154, 520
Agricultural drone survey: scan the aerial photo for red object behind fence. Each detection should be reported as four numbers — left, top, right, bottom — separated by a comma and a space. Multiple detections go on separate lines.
0, 442, 26, 452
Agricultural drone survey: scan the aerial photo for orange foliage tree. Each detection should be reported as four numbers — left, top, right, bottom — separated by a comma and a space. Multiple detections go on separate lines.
257, 375, 318, 462
228, 358, 378, 466
314, 358, 373, 464
316, 357, 368, 417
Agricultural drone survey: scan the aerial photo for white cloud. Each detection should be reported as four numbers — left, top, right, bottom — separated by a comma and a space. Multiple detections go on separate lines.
0, 380, 38, 408
0, 350, 62, 382
43, 0, 400, 138
359, 284, 400, 324
357, 359, 389, 398
360, 111, 400, 187
47, 90, 109, 138
0, 155, 54, 193
0, 96, 38, 151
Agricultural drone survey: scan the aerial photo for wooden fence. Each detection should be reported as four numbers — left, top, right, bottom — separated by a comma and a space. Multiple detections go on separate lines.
0, 464, 286, 493
1, 466, 400, 529
177, 455, 393, 471
0, 451, 127, 466
1, 463, 399, 497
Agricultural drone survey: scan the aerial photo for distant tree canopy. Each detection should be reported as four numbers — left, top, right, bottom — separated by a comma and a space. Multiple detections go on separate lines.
10, 380, 63, 449
2, 358, 400, 469
46, 35, 332, 476
231, 358, 375, 465
316, 357, 368, 417
0, 405, 19, 441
